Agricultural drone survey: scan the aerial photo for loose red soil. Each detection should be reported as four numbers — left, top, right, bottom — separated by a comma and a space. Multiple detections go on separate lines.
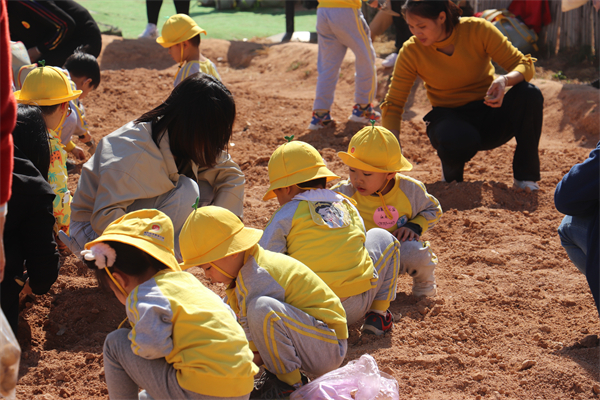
12, 35, 600, 400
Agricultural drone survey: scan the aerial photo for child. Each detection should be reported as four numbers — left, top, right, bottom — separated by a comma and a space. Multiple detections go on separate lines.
82, 209, 258, 400
179, 206, 348, 399
333, 125, 443, 297
61, 49, 101, 155
1, 104, 60, 335
157, 14, 221, 87
308, 0, 380, 130
14, 64, 82, 249
260, 140, 401, 335
59, 73, 244, 261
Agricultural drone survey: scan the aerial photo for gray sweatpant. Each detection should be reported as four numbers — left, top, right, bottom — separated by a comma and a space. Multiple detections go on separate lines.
342, 228, 401, 325
313, 7, 377, 111
103, 329, 250, 400
60, 176, 201, 261
247, 296, 348, 383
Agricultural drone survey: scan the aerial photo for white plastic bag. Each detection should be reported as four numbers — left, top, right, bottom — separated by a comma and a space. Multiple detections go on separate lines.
290, 354, 399, 400
0, 309, 21, 400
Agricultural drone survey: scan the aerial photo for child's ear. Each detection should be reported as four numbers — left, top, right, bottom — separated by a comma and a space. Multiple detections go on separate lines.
112, 271, 129, 289
386, 172, 396, 180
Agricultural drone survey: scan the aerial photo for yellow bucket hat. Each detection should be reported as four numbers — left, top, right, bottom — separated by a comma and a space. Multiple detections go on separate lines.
179, 206, 263, 268
338, 125, 412, 173
156, 14, 207, 48
263, 140, 340, 201
14, 65, 81, 106
84, 209, 181, 272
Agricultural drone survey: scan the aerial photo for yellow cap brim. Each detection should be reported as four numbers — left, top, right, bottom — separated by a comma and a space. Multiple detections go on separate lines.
14, 90, 82, 106
179, 227, 263, 268
85, 233, 181, 272
262, 166, 340, 201
338, 151, 413, 173
156, 26, 207, 48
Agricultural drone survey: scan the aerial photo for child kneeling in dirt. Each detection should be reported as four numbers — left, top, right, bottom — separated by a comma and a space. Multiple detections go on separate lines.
14, 64, 82, 251
157, 14, 221, 86
82, 209, 258, 400
179, 205, 348, 399
259, 139, 401, 336
333, 125, 443, 297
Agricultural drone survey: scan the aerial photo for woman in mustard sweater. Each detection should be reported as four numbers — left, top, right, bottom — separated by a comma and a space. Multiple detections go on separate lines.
381, 0, 543, 190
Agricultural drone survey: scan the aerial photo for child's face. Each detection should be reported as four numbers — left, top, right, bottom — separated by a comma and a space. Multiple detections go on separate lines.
273, 186, 302, 206
199, 256, 239, 285
71, 76, 95, 100
167, 43, 183, 63
348, 167, 394, 196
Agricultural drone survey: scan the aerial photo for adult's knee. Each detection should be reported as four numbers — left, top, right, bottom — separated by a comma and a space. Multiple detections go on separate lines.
512, 81, 544, 108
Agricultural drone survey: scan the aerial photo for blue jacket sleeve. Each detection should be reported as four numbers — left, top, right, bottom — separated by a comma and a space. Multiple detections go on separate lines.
554, 143, 600, 217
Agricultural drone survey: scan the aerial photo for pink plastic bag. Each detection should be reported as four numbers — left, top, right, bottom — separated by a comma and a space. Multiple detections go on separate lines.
0, 309, 20, 400
290, 354, 399, 400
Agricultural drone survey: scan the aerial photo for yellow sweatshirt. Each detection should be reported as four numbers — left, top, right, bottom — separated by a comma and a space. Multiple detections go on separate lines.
127, 270, 258, 397
260, 189, 376, 299
225, 244, 348, 348
381, 17, 536, 132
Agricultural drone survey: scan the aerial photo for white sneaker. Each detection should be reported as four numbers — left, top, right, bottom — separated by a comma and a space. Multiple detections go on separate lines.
138, 23, 158, 40
412, 280, 437, 297
513, 179, 539, 191
382, 52, 398, 68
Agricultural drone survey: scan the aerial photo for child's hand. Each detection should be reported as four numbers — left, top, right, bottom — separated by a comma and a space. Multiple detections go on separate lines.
392, 227, 420, 242
71, 146, 86, 160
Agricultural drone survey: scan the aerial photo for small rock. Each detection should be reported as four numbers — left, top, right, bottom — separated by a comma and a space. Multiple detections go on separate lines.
476, 275, 486, 281
532, 333, 541, 341
85, 353, 96, 361
55, 372, 66, 381
581, 327, 589, 334
458, 330, 468, 340
382, 366, 395, 376
592, 384, 600, 394
475, 396, 482, 400
90, 308, 99, 314
518, 359, 536, 371
493, 391, 502, 400
540, 325, 552, 333
472, 372, 484, 381
519, 379, 528, 386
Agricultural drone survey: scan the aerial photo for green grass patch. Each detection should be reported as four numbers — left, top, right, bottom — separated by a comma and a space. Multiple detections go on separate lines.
77, 0, 317, 40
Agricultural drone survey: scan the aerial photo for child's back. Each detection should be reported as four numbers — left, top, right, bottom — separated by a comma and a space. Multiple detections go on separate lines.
261, 187, 375, 299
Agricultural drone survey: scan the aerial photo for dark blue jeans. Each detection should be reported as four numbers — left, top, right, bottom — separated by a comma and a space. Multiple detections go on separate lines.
424, 81, 544, 183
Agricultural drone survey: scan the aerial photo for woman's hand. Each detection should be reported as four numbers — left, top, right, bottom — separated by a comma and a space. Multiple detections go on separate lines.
484, 75, 507, 108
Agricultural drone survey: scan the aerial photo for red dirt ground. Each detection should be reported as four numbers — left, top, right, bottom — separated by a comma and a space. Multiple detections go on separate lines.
11, 35, 600, 400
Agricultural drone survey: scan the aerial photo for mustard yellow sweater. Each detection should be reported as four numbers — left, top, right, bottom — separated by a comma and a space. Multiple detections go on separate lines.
381, 17, 536, 133
318, 0, 361, 8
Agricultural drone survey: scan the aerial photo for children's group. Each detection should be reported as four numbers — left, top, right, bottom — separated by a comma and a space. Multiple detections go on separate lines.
1, 0, 597, 399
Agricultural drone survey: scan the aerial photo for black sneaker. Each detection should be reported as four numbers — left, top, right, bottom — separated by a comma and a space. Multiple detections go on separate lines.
251, 370, 308, 399
360, 310, 394, 336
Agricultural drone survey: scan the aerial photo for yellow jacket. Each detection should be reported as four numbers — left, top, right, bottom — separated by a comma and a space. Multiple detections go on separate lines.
127, 270, 258, 397
225, 244, 348, 351
260, 189, 376, 298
